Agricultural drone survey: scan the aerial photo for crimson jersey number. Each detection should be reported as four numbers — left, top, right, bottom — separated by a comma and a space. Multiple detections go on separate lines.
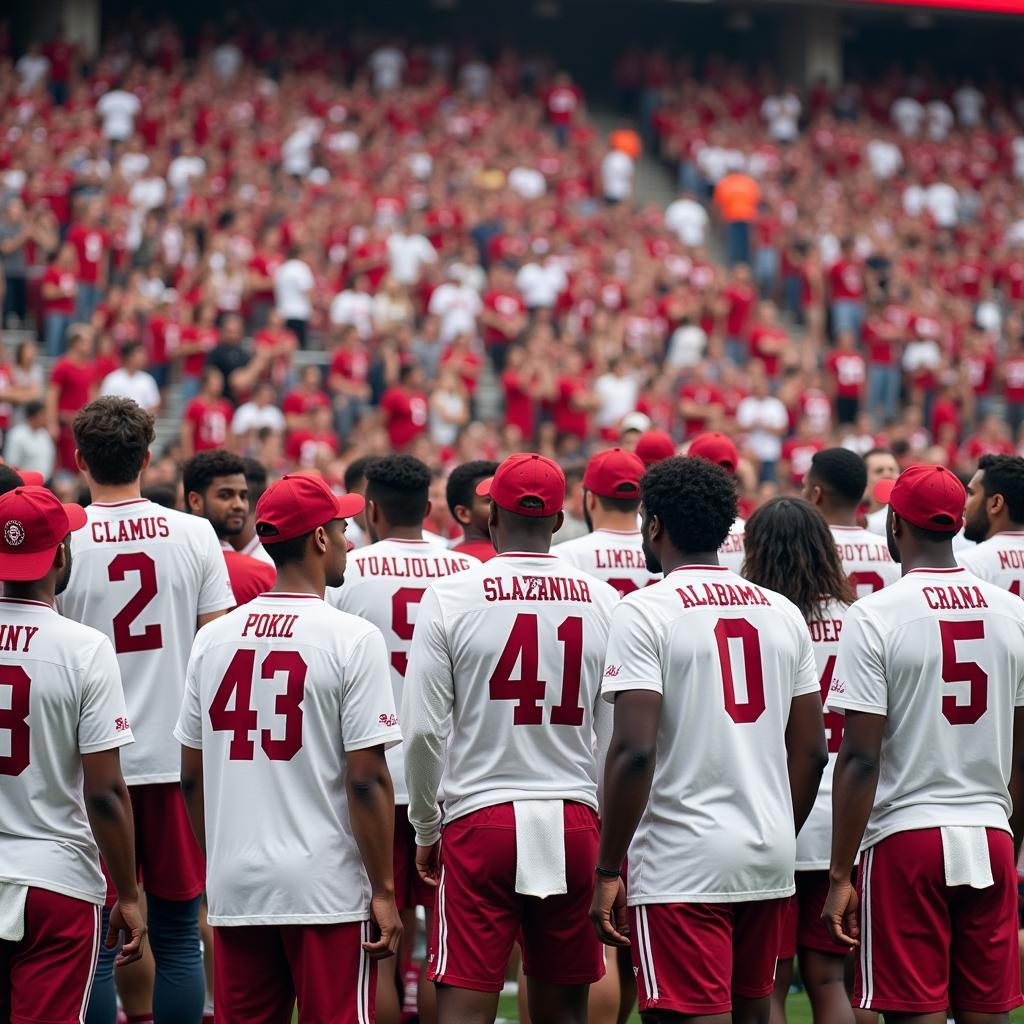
210, 650, 307, 760
1010, 580, 1022, 598
939, 620, 988, 725
390, 587, 426, 676
0, 666, 31, 776
606, 578, 659, 598
848, 570, 885, 600
714, 619, 766, 723
489, 614, 585, 725
108, 553, 163, 653
818, 654, 843, 754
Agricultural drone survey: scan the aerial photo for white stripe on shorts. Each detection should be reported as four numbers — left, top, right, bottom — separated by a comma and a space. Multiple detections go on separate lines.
636, 905, 659, 1003
79, 904, 101, 1023
436, 865, 448, 979
859, 847, 874, 1009
358, 921, 369, 1024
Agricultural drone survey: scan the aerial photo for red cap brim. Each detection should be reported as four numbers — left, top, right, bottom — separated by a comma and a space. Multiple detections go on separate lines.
64, 503, 87, 532
475, 477, 494, 498
0, 546, 63, 581
334, 493, 365, 519
874, 479, 897, 505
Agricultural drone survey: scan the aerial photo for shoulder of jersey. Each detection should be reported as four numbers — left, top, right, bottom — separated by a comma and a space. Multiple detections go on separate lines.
968, 573, 1024, 618
54, 614, 117, 658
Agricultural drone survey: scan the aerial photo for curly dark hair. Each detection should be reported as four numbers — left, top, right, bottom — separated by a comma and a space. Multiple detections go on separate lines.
446, 460, 499, 518
365, 454, 431, 527
978, 454, 1024, 524
742, 497, 854, 622
72, 397, 155, 486
806, 448, 868, 508
641, 456, 737, 554
182, 450, 247, 502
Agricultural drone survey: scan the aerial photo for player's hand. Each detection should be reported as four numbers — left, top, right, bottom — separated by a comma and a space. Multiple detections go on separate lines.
821, 876, 860, 948
590, 873, 630, 947
363, 892, 403, 961
415, 841, 440, 887
108, 898, 147, 966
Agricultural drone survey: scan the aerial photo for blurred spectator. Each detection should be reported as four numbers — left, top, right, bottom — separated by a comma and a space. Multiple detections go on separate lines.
181, 368, 233, 457
99, 341, 161, 413
274, 247, 314, 347
46, 324, 96, 472
4, 399, 55, 480
40, 242, 79, 357
713, 170, 760, 266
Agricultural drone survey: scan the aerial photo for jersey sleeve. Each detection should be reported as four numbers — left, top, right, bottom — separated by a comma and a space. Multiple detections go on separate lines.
173, 641, 205, 750
197, 521, 236, 615
826, 603, 888, 716
78, 636, 135, 754
601, 597, 663, 701
341, 626, 402, 752
401, 587, 454, 846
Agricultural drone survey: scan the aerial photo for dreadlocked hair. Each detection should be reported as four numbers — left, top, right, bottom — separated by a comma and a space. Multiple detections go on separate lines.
742, 496, 854, 622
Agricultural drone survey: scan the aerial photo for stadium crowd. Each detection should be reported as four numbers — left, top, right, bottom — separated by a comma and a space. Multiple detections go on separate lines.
2, 24, 1024, 514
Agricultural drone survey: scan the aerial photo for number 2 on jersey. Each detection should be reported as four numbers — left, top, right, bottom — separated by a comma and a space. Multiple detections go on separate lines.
490, 614, 584, 725
108, 553, 163, 653
210, 649, 307, 760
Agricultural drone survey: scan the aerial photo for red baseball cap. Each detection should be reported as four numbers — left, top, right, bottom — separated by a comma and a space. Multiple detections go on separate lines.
0, 486, 87, 581
476, 453, 565, 517
874, 464, 966, 534
635, 430, 676, 467
688, 432, 739, 474
255, 474, 365, 544
13, 470, 44, 487
583, 448, 644, 500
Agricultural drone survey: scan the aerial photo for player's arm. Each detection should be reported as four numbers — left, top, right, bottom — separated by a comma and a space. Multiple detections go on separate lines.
401, 588, 455, 873
82, 749, 146, 966
787, 630, 828, 833
179, 745, 206, 856
1009, 705, 1024, 858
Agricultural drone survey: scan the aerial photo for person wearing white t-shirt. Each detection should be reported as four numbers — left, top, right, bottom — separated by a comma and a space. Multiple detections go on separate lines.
737, 377, 788, 481
664, 194, 709, 248
865, 137, 903, 181
508, 166, 547, 201
890, 96, 925, 137
594, 361, 640, 433
386, 228, 437, 286
761, 91, 801, 143
274, 248, 315, 347
0, 485, 144, 1022
330, 276, 375, 339
601, 148, 634, 203
742, 497, 856, 1024
96, 88, 140, 142
824, 465, 1024, 1018
427, 275, 482, 344
369, 45, 406, 92
403, 453, 618, 1024
59, 398, 234, 1021
960, 454, 1024, 595
327, 455, 479, 1023
592, 456, 826, 1020
231, 382, 287, 440
176, 473, 401, 1021
925, 181, 960, 229
954, 82, 985, 127
167, 145, 206, 196
803, 448, 900, 599
99, 342, 161, 414
515, 257, 567, 311
556, 447, 659, 596
15, 45, 50, 90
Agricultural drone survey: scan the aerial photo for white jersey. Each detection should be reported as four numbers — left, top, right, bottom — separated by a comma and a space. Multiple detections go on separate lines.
602, 565, 819, 903
719, 517, 746, 574
827, 567, 1024, 848
796, 598, 850, 870
61, 499, 234, 785
402, 552, 619, 844
830, 525, 900, 599
0, 598, 132, 904
958, 532, 1024, 596
555, 528, 660, 597
326, 539, 480, 803
174, 593, 400, 925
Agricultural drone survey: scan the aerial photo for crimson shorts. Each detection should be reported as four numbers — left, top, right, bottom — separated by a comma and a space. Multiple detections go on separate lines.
214, 920, 376, 1024
630, 899, 787, 1015
779, 870, 847, 959
0, 887, 101, 1024
394, 805, 434, 911
427, 802, 604, 992
103, 783, 205, 904
855, 828, 1022, 1015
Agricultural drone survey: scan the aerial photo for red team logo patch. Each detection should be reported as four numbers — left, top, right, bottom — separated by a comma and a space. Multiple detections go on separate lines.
379, 713, 398, 727
604, 665, 621, 678
115, 717, 131, 733
3, 520, 25, 547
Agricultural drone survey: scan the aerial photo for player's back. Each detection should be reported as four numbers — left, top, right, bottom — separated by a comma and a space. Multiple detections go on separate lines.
830, 524, 900, 598
957, 531, 1024, 595
326, 538, 479, 802
602, 565, 819, 902
175, 594, 400, 925
829, 567, 1024, 847
409, 551, 618, 820
555, 528, 659, 596
718, 517, 745, 574
60, 499, 233, 785
0, 598, 131, 903
796, 597, 850, 870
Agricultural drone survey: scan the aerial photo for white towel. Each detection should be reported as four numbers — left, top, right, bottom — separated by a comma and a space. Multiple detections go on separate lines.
941, 826, 994, 888
513, 800, 567, 899
0, 882, 27, 942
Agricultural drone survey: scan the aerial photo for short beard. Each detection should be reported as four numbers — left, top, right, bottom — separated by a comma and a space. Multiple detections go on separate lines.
962, 507, 990, 545
583, 502, 593, 533
642, 537, 662, 575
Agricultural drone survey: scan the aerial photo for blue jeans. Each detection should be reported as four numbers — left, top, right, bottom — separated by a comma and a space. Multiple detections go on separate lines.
180, 375, 202, 404
43, 312, 72, 357
867, 364, 901, 425
753, 247, 779, 298
726, 221, 752, 266
87, 895, 205, 1024
75, 282, 101, 323
831, 299, 865, 340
